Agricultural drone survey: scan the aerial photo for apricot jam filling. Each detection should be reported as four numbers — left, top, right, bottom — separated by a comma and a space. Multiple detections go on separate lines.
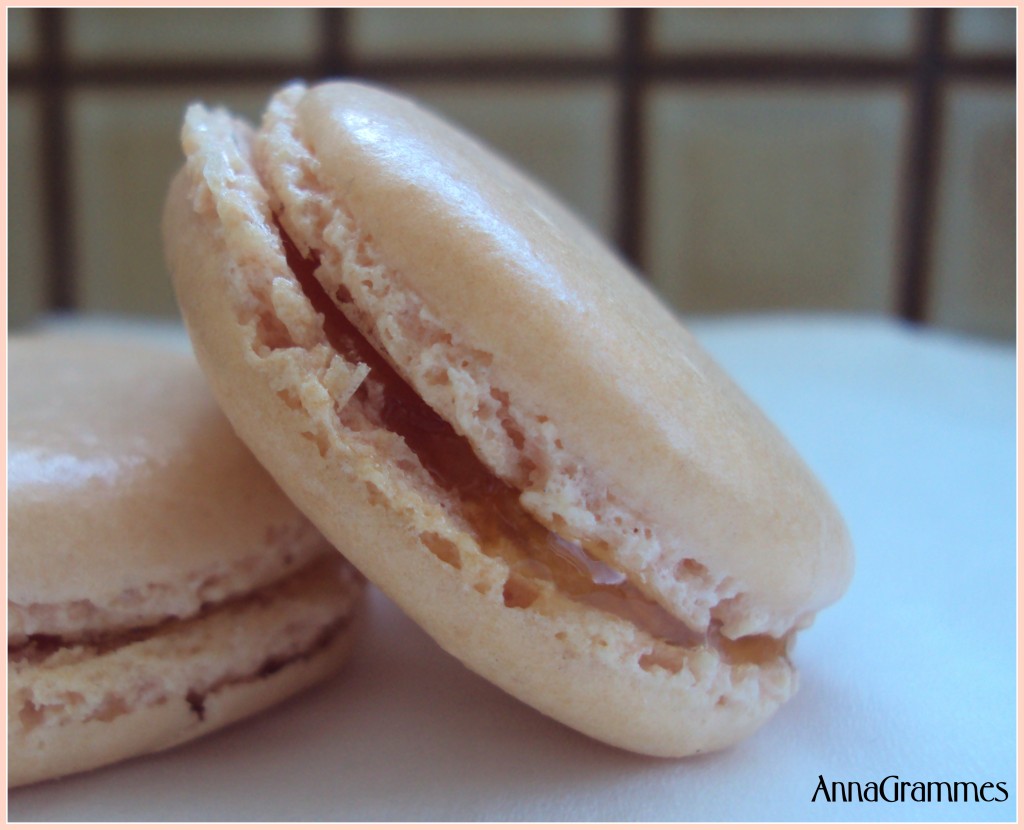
282, 231, 782, 664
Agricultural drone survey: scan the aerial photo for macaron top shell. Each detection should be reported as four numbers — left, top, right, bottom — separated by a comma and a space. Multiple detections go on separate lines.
258, 83, 853, 638
9, 335, 328, 641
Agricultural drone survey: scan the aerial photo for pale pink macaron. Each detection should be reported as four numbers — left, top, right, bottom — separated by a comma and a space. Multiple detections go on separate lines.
164, 81, 853, 757
8, 334, 364, 787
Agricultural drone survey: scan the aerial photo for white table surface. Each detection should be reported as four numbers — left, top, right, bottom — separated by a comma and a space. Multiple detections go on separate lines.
9, 314, 1016, 822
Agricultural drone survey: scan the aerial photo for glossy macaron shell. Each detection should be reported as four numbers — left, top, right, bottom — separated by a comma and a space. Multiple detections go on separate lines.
9, 334, 363, 787
9, 335, 329, 639
260, 83, 852, 639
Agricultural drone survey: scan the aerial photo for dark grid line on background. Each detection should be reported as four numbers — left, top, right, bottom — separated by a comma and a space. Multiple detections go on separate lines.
8, 51, 1015, 87
7, 8, 1016, 323
898, 8, 948, 323
616, 8, 648, 264
37, 9, 74, 311
317, 8, 350, 80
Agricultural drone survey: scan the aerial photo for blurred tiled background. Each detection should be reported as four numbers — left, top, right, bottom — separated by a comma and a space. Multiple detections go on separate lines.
8, 9, 1016, 339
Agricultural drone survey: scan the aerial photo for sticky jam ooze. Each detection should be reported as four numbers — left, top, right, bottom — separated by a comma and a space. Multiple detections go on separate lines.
281, 230, 784, 667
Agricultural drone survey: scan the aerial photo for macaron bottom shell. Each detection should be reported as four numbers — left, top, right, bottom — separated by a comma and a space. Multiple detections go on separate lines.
9, 556, 363, 788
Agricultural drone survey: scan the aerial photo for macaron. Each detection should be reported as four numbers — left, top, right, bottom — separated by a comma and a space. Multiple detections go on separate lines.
163, 81, 853, 757
8, 334, 364, 788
